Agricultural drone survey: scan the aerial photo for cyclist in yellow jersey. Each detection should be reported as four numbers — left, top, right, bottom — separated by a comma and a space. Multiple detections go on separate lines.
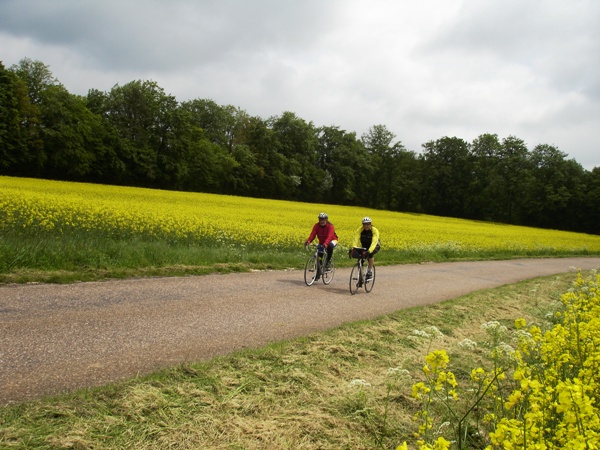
352, 216, 380, 280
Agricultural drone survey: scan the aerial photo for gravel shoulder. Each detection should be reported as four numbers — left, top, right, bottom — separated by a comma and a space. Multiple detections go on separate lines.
1, 257, 599, 406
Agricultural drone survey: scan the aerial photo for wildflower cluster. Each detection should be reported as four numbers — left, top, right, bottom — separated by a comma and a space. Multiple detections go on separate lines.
406, 271, 600, 449
488, 270, 600, 449
409, 322, 515, 449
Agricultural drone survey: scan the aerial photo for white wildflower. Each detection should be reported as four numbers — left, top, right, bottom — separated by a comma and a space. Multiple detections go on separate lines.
349, 379, 371, 388
411, 329, 431, 338
424, 325, 445, 339
496, 342, 515, 356
387, 367, 412, 379
481, 321, 508, 334
458, 338, 478, 350
516, 329, 532, 339
434, 422, 451, 435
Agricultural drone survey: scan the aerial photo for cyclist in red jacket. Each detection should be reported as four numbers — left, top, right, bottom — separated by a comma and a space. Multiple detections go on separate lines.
305, 212, 338, 270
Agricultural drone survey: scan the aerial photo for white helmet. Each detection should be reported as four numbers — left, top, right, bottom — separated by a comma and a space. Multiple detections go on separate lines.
318, 212, 328, 219
362, 216, 372, 224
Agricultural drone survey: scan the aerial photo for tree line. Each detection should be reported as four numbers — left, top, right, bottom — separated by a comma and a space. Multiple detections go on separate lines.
1, 58, 599, 235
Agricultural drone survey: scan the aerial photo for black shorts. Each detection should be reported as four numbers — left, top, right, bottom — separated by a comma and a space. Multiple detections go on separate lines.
366, 242, 381, 257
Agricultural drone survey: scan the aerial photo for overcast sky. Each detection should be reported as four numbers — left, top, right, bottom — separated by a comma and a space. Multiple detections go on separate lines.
1, 0, 599, 169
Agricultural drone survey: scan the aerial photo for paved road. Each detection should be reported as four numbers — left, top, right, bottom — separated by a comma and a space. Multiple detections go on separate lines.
1, 257, 599, 405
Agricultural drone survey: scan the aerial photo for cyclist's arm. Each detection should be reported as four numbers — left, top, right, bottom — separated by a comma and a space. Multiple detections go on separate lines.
324, 223, 336, 246
306, 224, 318, 243
368, 227, 380, 253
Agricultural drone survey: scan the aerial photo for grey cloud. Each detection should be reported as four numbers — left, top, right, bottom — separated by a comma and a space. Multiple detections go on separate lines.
423, 0, 600, 97
0, 0, 338, 71
0, 0, 598, 169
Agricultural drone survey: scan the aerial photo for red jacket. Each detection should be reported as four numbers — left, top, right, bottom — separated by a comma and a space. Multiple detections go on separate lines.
307, 222, 337, 246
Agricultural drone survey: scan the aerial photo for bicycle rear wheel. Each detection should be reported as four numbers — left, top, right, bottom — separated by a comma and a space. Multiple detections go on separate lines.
304, 255, 318, 286
322, 257, 335, 285
349, 262, 361, 295
364, 265, 376, 293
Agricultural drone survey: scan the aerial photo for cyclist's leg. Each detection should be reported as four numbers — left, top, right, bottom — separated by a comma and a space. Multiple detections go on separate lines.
367, 257, 374, 271
366, 243, 380, 277
316, 244, 326, 279
326, 240, 337, 266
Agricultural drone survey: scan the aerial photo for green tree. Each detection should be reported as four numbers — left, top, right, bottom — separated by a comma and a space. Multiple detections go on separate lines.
8, 58, 101, 179
184, 135, 238, 194
175, 104, 238, 193
270, 111, 323, 201
364, 124, 422, 212
10, 57, 58, 106
102, 80, 179, 186
8, 58, 52, 175
495, 136, 532, 224
581, 167, 600, 235
180, 99, 256, 194
392, 148, 422, 213
84, 89, 128, 184
235, 115, 289, 199
37, 85, 98, 179
316, 126, 371, 205
468, 133, 504, 221
361, 124, 409, 210
420, 136, 473, 218
0, 61, 26, 174
525, 144, 586, 231
181, 99, 233, 150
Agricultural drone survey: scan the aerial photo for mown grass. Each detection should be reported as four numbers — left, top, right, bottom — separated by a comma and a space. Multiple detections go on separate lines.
0, 271, 585, 449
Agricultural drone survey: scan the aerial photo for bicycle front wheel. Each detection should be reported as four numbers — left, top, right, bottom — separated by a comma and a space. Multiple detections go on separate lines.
349, 262, 361, 295
322, 257, 335, 285
364, 265, 376, 293
304, 255, 318, 286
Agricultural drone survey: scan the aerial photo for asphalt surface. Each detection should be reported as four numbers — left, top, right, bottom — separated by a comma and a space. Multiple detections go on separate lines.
1, 257, 599, 406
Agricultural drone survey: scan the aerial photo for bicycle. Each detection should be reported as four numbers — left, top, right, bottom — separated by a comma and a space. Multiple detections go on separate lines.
349, 247, 376, 295
304, 244, 335, 286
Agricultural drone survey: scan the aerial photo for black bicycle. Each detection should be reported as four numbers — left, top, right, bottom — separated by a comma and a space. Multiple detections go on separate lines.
349, 247, 376, 295
304, 244, 335, 286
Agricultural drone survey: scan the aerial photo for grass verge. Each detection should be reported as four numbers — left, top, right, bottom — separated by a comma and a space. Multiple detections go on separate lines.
0, 232, 591, 284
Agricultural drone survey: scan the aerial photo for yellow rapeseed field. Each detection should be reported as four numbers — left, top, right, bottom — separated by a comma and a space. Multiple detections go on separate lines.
1, 176, 599, 253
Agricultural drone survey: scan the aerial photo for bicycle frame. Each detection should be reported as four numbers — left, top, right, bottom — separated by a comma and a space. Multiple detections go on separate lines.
349, 247, 375, 294
304, 244, 335, 286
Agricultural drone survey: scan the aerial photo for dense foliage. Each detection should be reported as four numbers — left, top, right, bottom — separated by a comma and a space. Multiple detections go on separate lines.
1, 58, 598, 235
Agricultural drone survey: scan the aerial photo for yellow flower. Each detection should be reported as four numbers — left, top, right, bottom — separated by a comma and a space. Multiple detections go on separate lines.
425, 350, 449, 372
505, 390, 523, 409
412, 382, 431, 399
515, 318, 527, 329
